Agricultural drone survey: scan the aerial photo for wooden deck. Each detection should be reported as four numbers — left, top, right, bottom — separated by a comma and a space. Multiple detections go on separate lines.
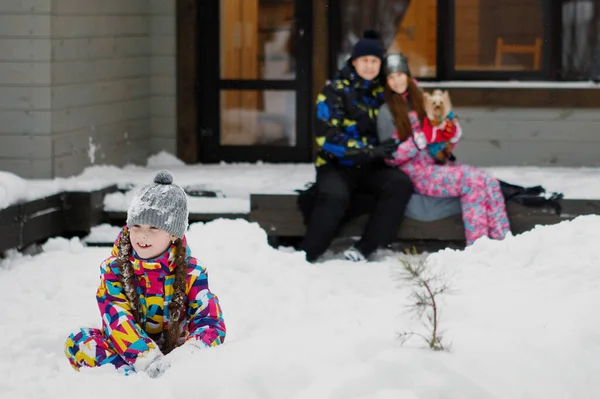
249, 194, 600, 242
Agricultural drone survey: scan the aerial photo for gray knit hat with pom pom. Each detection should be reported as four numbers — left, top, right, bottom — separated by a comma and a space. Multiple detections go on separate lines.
126, 170, 189, 238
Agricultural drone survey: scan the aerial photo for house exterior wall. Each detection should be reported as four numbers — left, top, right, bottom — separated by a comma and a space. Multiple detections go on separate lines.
1, 1, 600, 179
0, 0, 176, 179
50, 0, 152, 177
454, 107, 600, 167
0, 0, 53, 178
149, 0, 177, 156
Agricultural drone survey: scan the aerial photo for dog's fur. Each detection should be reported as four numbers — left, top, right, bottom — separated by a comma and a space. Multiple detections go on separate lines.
423, 89, 453, 127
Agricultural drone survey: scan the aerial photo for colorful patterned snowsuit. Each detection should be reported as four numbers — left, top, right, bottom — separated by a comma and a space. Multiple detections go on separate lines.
65, 228, 226, 374
383, 106, 510, 245
314, 62, 385, 168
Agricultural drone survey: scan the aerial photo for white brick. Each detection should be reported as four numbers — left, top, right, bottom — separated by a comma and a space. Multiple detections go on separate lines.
151, 56, 175, 76
52, 0, 147, 15
123, 118, 152, 141
0, 109, 51, 134
149, 137, 176, 155
151, 96, 175, 117
0, 158, 52, 179
0, 134, 50, 158
149, 0, 175, 15
151, 76, 175, 95
0, 1, 178, 178
0, 38, 51, 61
461, 119, 600, 142
52, 98, 149, 134
52, 77, 150, 110
0, 62, 50, 85
151, 116, 175, 138
52, 57, 150, 85
53, 137, 148, 177
52, 16, 148, 38
51, 36, 149, 61
0, 0, 51, 13
114, 36, 149, 57
150, 37, 174, 56
455, 139, 600, 167
0, 15, 51, 37
0, 86, 51, 110
150, 16, 175, 35
53, 119, 141, 156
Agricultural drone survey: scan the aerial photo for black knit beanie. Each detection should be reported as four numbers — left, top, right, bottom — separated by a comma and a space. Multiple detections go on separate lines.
351, 29, 384, 61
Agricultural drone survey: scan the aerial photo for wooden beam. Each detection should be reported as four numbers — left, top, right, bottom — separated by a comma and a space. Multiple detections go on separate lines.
312, 0, 328, 158
63, 185, 119, 234
0, 203, 21, 251
249, 194, 600, 241
176, 0, 198, 163
0, 185, 120, 253
20, 194, 65, 245
442, 88, 600, 108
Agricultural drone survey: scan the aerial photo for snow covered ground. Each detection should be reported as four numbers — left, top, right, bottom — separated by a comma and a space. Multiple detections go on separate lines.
1, 215, 599, 398
74, 152, 600, 213
2, 151, 600, 397
3, 151, 600, 213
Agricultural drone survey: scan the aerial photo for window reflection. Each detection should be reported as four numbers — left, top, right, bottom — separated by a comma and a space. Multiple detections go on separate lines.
220, 90, 296, 146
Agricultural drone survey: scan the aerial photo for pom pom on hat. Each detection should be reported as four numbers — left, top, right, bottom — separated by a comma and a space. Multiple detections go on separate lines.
154, 170, 173, 185
362, 29, 380, 40
351, 29, 384, 61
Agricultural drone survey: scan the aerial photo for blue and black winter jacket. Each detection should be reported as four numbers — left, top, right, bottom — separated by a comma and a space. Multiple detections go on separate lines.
314, 62, 385, 167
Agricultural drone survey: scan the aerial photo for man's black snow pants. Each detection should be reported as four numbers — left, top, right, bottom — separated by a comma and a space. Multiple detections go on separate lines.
300, 162, 414, 262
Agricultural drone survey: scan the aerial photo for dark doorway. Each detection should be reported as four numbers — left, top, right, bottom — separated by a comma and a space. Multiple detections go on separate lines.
197, 0, 313, 163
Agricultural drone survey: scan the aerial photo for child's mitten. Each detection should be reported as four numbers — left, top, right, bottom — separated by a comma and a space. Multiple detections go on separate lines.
144, 355, 170, 378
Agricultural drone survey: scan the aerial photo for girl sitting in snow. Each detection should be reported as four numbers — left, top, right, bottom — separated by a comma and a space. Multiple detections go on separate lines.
377, 52, 510, 245
65, 170, 226, 378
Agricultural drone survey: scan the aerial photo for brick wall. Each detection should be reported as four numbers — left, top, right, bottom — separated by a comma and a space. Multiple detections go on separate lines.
0, 0, 53, 178
50, 0, 152, 177
454, 107, 600, 167
149, 0, 176, 155
0, 0, 178, 178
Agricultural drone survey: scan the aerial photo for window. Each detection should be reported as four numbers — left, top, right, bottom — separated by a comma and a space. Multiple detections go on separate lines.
561, 0, 600, 80
220, 90, 296, 146
329, 0, 594, 81
220, 0, 295, 80
454, 0, 545, 72
387, 0, 437, 78
331, 0, 438, 79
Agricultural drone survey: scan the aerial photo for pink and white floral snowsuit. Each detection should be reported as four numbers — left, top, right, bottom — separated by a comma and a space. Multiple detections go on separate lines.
385, 107, 510, 245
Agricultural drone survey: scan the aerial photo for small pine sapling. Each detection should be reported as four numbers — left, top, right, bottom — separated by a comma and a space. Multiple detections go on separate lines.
397, 255, 451, 352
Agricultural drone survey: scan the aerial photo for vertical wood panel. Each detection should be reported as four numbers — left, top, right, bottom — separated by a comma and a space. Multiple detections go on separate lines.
176, 0, 197, 162
455, 0, 480, 67
312, 0, 328, 158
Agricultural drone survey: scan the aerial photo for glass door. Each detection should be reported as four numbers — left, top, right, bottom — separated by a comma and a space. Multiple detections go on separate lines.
197, 0, 313, 163
329, 0, 437, 79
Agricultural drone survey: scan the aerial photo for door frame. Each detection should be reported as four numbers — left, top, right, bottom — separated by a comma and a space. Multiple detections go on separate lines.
195, 0, 314, 163
176, 0, 200, 164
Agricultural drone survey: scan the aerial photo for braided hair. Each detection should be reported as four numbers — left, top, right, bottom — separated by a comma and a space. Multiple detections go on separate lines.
115, 228, 188, 354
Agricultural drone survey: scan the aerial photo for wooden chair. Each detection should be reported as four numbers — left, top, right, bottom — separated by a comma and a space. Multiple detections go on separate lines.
495, 37, 542, 70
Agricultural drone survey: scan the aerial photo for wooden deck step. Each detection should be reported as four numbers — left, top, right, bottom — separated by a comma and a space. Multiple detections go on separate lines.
249, 194, 600, 241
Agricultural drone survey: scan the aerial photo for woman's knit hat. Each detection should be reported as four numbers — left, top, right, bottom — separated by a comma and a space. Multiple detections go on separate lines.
126, 170, 189, 238
385, 52, 411, 77
351, 29, 384, 61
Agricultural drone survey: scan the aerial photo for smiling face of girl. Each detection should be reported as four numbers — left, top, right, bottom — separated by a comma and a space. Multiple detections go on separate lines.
129, 224, 176, 259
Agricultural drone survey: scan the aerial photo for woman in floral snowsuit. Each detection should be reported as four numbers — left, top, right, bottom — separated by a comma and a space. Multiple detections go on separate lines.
377, 52, 510, 245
